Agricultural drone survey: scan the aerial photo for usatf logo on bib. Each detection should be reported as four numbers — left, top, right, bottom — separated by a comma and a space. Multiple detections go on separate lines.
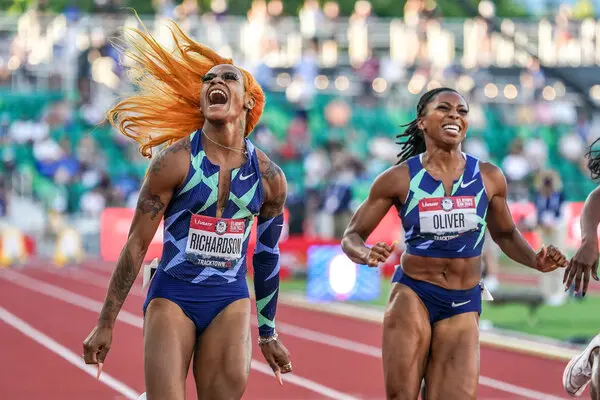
441, 198, 453, 211
215, 220, 228, 235
185, 214, 246, 268
418, 196, 478, 237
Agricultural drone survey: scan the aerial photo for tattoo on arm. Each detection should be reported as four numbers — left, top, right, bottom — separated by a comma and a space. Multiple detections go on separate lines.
262, 159, 283, 181
149, 137, 190, 176
258, 154, 287, 218
96, 139, 185, 327
137, 185, 165, 220
99, 249, 137, 325
261, 193, 286, 218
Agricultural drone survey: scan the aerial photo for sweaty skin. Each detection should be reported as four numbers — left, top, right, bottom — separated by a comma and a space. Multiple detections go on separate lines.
83, 64, 290, 400
342, 159, 565, 290
342, 93, 566, 290
341, 91, 567, 400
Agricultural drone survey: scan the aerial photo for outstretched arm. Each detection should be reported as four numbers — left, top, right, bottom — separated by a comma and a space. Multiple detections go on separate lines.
484, 163, 566, 272
341, 167, 403, 266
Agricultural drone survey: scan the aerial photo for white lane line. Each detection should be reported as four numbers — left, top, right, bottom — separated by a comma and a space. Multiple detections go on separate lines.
0, 307, 141, 400
265, 321, 567, 399
84, 262, 115, 272
1, 269, 145, 327
250, 360, 360, 400
19, 269, 567, 400
1, 271, 358, 400
278, 292, 581, 361
256, 320, 381, 358
46, 268, 145, 296
478, 376, 566, 400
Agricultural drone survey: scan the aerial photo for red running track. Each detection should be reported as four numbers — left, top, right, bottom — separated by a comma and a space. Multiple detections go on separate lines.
0, 263, 582, 400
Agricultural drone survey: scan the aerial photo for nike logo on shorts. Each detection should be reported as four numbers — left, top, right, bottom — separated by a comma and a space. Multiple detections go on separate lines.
451, 300, 471, 308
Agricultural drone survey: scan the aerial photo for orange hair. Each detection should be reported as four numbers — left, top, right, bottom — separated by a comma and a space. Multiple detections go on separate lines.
106, 20, 265, 158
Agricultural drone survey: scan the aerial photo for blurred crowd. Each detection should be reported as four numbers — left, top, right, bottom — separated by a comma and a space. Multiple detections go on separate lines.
1, 0, 600, 249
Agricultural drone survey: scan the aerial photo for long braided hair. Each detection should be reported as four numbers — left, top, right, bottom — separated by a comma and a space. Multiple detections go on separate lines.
587, 137, 600, 179
396, 87, 462, 164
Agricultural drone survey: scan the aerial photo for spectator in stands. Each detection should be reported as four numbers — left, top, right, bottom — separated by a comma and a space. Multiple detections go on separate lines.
502, 138, 532, 201
153, 0, 176, 18
299, 0, 323, 39
322, 151, 361, 239
534, 169, 567, 306
355, 51, 380, 100
0, 180, 7, 219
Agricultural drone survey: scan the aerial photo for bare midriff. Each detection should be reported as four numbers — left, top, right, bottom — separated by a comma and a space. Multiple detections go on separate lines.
400, 252, 482, 290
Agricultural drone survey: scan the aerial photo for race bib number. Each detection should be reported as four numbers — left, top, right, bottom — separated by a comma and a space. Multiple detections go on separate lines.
419, 196, 479, 238
185, 214, 246, 268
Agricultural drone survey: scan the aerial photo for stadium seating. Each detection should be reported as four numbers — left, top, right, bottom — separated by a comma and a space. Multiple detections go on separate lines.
1, 89, 596, 217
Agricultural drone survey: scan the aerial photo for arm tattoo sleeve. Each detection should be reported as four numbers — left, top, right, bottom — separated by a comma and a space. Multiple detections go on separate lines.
98, 248, 138, 326
252, 213, 284, 337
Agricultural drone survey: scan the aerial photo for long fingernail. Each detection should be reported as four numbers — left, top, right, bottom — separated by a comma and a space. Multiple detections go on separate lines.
97, 362, 103, 379
275, 370, 283, 386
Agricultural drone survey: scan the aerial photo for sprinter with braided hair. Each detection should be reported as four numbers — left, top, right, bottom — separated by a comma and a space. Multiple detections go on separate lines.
395, 88, 457, 164
342, 87, 568, 399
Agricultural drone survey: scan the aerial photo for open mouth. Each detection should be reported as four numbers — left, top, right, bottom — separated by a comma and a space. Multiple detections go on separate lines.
208, 88, 228, 107
442, 123, 461, 134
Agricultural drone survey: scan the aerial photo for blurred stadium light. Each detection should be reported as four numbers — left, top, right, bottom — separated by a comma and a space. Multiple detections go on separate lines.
306, 245, 380, 302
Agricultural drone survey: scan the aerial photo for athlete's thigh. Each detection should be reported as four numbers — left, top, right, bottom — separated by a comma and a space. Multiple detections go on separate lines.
383, 283, 432, 400
144, 298, 197, 400
193, 298, 252, 400
424, 312, 479, 400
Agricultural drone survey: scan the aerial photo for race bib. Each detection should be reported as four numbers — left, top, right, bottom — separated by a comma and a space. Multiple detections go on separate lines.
419, 196, 479, 238
185, 214, 246, 268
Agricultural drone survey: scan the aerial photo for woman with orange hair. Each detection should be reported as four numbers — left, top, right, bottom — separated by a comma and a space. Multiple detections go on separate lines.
82, 20, 292, 399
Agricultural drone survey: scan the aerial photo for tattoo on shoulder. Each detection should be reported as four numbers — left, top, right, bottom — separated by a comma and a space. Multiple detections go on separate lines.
137, 184, 165, 220
149, 137, 190, 176
174, 136, 191, 153
261, 159, 283, 181
257, 153, 286, 217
